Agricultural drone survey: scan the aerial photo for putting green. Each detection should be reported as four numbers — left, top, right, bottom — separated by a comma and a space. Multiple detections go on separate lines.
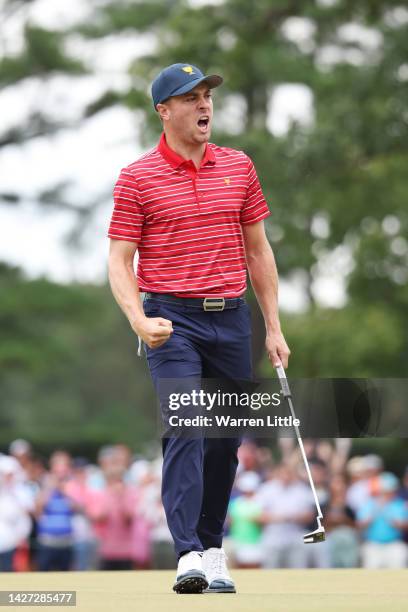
3, 569, 408, 611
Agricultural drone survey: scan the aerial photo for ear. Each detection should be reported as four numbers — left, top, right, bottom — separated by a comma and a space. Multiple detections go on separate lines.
156, 102, 171, 122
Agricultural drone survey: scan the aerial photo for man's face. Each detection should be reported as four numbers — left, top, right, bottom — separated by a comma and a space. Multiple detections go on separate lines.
157, 83, 213, 144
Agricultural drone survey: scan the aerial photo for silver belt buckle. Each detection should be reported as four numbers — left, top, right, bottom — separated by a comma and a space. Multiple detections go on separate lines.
203, 297, 225, 311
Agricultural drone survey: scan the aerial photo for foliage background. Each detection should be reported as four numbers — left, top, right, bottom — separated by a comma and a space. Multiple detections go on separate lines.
0, 0, 407, 461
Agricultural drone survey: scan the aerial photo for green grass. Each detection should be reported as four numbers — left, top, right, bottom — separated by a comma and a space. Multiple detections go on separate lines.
4, 569, 408, 611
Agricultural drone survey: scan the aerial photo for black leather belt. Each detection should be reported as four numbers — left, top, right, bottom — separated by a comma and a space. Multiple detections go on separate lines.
144, 292, 244, 311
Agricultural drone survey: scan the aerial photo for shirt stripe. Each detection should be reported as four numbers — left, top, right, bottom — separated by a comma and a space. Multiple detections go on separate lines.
107, 133, 270, 297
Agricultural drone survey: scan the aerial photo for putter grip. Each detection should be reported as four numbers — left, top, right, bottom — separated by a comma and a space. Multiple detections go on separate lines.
275, 364, 292, 397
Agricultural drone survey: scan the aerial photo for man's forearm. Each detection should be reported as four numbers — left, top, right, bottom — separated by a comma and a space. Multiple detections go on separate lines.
242, 221, 290, 366
246, 243, 281, 333
108, 257, 145, 332
108, 241, 173, 349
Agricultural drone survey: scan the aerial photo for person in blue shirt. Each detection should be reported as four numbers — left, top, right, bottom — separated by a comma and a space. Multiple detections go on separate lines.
35, 451, 76, 571
357, 471, 408, 568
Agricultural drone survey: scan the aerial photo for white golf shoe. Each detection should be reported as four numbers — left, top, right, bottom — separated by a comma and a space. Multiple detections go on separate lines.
202, 547, 236, 593
173, 551, 208, 594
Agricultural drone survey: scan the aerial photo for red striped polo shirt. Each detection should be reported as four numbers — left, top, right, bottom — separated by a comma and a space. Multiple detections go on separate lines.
108, 133, 270, 297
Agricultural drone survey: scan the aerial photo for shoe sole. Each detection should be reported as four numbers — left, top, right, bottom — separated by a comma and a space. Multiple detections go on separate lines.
173, 575, 208, 594
204, 586, 236, 594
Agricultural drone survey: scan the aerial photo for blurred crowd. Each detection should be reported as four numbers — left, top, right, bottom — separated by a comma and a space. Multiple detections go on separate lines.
1, 438, 408, 572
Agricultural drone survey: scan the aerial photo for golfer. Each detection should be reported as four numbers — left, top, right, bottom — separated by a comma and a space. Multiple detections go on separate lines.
107, 63, 290, 593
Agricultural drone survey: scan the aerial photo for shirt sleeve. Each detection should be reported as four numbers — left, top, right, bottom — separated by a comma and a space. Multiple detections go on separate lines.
357, 501, 372, 522
107, 168, 144, 243
240, 156, 271, 225
392, 500, 408, 521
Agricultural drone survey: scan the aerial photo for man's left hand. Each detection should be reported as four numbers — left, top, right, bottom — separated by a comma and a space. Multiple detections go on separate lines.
266, 330, 290, 368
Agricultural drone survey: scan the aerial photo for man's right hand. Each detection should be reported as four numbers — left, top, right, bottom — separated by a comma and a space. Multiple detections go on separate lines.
134, 316, 173, 349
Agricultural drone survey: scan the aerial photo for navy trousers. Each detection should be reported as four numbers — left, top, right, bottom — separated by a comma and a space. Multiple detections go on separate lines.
143, 296, 252, 557
36, 544, 73, 571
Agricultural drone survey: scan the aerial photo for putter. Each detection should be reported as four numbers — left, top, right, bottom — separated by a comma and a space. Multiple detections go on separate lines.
275, 363, 325, 544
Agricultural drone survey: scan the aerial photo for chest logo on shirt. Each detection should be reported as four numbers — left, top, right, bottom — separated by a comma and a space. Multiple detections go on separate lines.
224, 177, 231, 185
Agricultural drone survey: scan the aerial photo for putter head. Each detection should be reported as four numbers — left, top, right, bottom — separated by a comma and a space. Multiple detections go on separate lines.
303, 525, 326, 544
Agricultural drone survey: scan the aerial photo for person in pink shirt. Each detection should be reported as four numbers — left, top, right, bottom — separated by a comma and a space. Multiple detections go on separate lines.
87, 454, 138, 570
64, 458, 99, 571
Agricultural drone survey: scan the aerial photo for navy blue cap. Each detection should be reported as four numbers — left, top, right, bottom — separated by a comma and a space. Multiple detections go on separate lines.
151, 63, 223, 109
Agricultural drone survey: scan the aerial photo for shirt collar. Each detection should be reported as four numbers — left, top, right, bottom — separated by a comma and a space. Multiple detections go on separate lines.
158, 132, 216, 170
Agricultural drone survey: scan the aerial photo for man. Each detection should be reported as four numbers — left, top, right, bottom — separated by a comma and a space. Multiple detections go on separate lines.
108, 63, 290, 593
256, 463, 314, 569
35, 452, 75, 572
357, 472, 408, 569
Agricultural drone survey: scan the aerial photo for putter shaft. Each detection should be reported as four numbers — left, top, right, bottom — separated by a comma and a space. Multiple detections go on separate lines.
275, 364, 325, 536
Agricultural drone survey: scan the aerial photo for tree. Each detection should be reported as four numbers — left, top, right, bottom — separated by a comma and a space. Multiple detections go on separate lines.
1, 0, 407, 379
76, 1, 408, 316
0, 263, 157, 453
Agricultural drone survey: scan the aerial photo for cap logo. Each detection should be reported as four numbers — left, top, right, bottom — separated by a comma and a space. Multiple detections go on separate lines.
182, 66, 195, 74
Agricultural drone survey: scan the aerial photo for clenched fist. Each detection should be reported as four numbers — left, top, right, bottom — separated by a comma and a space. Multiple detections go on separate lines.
134, 316, 173, 349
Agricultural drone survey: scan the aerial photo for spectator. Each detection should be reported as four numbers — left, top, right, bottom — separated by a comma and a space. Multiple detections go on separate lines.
9, 439, 32, 476
325, 475, 359, 567
236, 439, 261, 476
282, 439, 321, 469
35, 451, 76, 571
115, 444, 133, 483
135, 459, 172, 569
0, 456, 32, 572
254, 447, 274, 481
347, 454, 383, 514
331, 439, 352, 475
23, 453, 47, 570
228, 471, 262, 568
5, 441, 408, 573
278, 439, 334, 472
314, 441, 334, 466
256, 463, 314, 568
64, 458, 98, 571
358, 472, 408, 569
88, 446, 116, 491
398, 467, 408, 546
88, 452, 137, 570
398, 467, 408, 504
302, 459, 330, 568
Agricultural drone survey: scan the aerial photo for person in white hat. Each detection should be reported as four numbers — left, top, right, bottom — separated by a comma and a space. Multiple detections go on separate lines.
0, 456, 32, 571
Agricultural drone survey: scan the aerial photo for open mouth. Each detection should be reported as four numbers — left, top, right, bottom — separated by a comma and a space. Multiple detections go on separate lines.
197, 116, 210, 132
